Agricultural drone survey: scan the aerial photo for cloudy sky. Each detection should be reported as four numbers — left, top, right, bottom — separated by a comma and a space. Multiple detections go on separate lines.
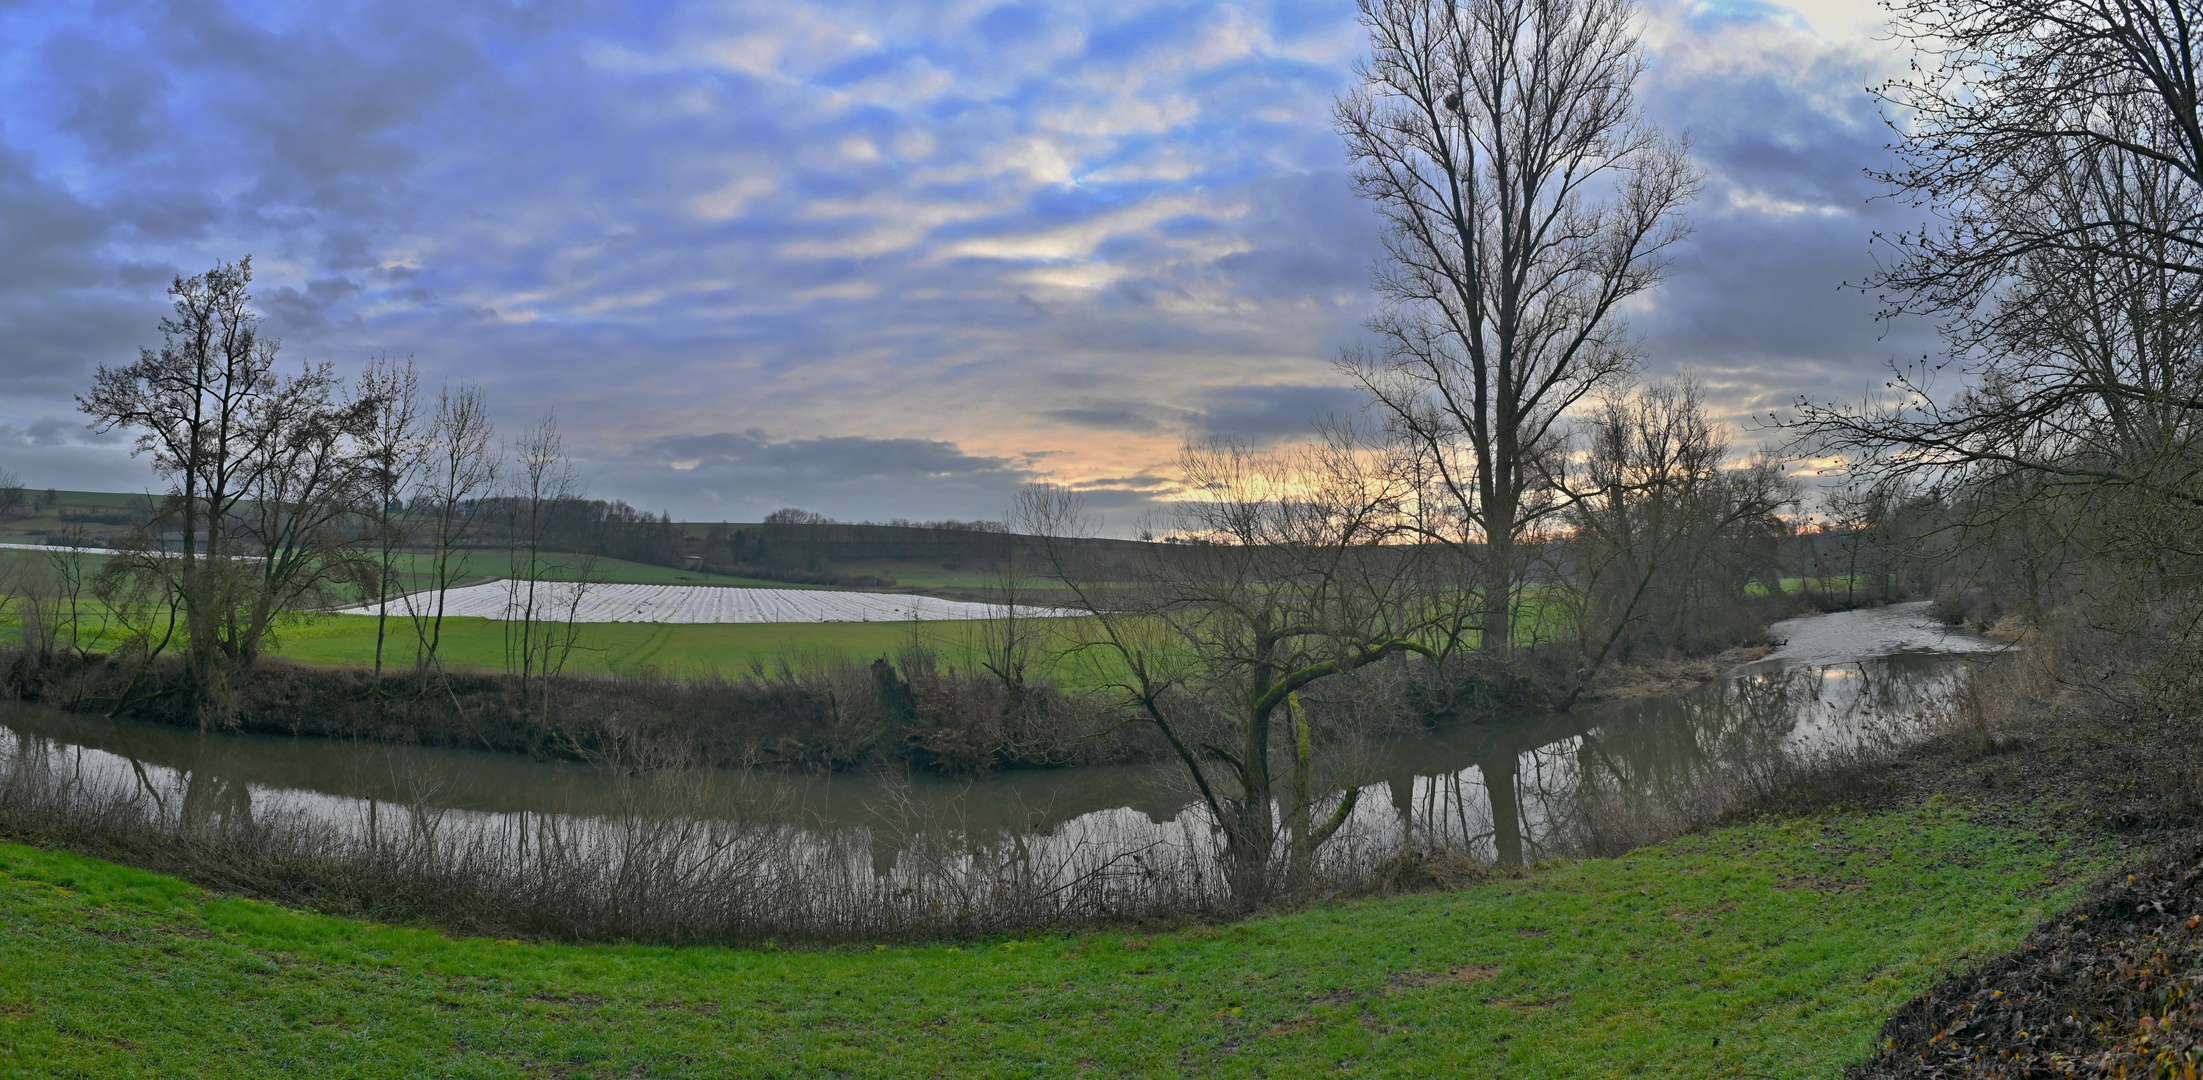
0, 0, 1932, 526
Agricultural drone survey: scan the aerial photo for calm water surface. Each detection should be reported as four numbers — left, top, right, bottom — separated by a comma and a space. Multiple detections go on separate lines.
0, 602, 2006, 870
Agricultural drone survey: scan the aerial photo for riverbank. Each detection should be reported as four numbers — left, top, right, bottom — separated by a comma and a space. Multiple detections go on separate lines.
0, 801, 2110, 1078
0, 594, 1824, 778
1819, 655, 2203, 1076
7, 613, 2191, 1073
0, 646, 1146, 773
0, 605, 1996, 947
1577, 642, 1775, 701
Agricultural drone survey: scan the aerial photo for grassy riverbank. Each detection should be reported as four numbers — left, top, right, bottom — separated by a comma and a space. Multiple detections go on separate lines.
0, 801, 2110, 1078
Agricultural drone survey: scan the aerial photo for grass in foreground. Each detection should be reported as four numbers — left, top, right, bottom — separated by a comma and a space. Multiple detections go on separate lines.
0, 801, 2110, 1078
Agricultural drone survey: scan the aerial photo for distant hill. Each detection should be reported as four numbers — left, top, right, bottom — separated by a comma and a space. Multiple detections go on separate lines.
0, 488, 1152, 599
0, 488, 161, 548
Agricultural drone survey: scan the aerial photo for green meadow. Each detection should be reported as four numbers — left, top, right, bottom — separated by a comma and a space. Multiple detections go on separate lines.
0, 800, 2107, 1078
0, 544, 1039, 678
265, 613, 1098, 678
0, 534, 1855, 683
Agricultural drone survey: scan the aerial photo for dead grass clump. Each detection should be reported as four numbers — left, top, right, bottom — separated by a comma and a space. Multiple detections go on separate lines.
1369, 847, 1500, 894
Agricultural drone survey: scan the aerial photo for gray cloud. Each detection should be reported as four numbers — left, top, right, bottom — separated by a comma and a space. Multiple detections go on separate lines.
600, 431, 1042, 522
43, 33, 174, 163
1193, 384, 1370, 442
0, 0, 1937, 525
1043, 406, 1168, 432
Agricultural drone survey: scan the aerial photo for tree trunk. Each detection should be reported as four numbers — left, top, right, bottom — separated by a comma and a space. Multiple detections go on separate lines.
1483, 484, 1517, 659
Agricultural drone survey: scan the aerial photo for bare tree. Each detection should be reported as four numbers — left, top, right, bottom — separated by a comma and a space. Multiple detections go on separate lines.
405, 381, 498, 674
1556, 376, 1795, 693
354, 357, 425, 680
1019, 435, 1434, 904
502, 414, 595, 711
1804, 0, 2203, 577
1335, 0, 1698, 664
977, 530, 1042, 706
1820, 118, 2203, 515
1822, 0, 2203, 517
30, 525, 103, 663
229, 363, 379, 670
1795, 0, 2203, 717
1874, 0, 2203, 298
79, 257, 382, 721
0, 466, 23, 521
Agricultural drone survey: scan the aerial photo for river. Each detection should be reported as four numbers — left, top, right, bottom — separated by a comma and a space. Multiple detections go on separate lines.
0, 602, 2007, 886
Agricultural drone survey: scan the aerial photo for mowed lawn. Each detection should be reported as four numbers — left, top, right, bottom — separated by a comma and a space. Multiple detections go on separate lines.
0, 802, 2110, 1078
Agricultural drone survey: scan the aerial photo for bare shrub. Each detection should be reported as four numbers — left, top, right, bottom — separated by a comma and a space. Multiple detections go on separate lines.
0, 644, 1139, 777
0, 728, 1230, 945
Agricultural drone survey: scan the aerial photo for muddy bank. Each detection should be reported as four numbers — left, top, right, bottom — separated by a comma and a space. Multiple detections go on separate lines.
1576, 643, 1775, 701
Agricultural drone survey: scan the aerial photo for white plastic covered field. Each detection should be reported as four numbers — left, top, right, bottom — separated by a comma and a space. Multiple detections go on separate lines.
341, 581, 1074, 624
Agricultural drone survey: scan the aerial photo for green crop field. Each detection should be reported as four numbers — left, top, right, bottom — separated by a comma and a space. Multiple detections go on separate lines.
0, 599, 1115, 682
827, 560, 1010, 590
0, 800, 2110, 1078
0, 539, 1119, 682
265, 613, 1108, 678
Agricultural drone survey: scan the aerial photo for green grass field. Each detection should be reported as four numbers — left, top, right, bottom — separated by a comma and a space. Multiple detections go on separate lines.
0, 537, 1846, 684
0, 574, 1115, 682
363, 550, 811, 593
265, 613, 1079, 677
828, 560, 1009, 590
0, 800, 2109, 1078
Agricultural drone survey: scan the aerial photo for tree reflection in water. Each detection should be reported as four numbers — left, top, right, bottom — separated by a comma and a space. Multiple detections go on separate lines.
0, 651, 1986, 885
1371, 654, 1972, 865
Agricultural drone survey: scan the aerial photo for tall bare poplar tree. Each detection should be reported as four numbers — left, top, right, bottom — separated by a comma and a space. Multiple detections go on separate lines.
1336, 0, 1697, 661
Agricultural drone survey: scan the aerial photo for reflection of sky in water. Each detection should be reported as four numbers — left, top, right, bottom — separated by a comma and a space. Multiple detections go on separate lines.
1, 606, 2004, 877
1751, 600, 2009, 669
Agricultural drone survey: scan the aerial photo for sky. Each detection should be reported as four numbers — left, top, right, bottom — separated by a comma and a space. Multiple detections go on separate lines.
0, 0, 1934, 528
